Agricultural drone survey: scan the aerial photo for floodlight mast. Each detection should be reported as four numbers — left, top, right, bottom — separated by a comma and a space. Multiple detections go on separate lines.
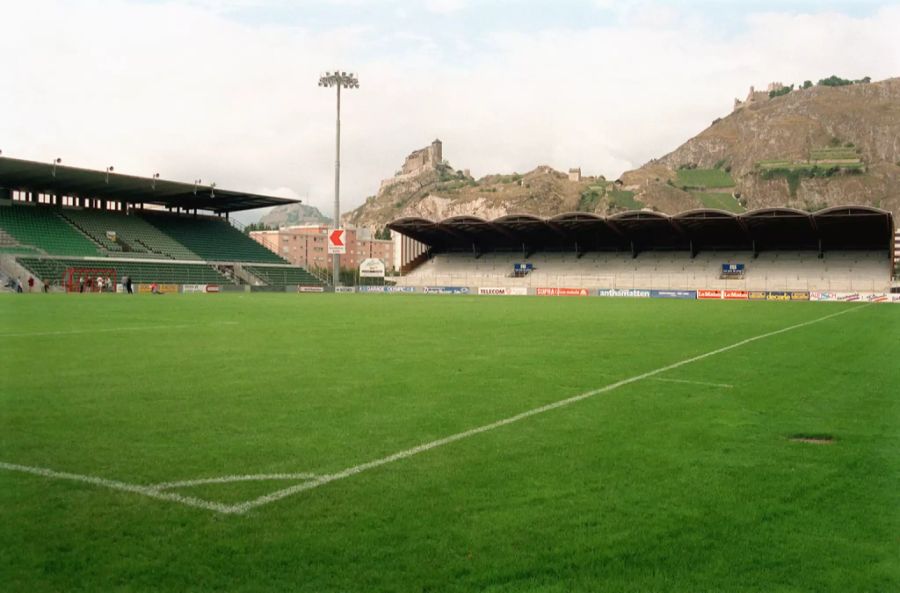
318, 70, 358, 287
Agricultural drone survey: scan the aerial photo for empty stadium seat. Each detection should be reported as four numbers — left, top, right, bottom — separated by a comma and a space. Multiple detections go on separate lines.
0, 204, 99, 256
59, 209, 201, 260
141, 213, 287, 264
16, 257, 231, 286
243, 265, 322, 287
397, 250, 892, 292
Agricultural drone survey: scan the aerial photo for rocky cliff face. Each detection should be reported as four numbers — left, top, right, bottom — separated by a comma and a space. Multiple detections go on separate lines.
259, 203, 331, 228
345, 78, 900, 229
622, 77, 900, 214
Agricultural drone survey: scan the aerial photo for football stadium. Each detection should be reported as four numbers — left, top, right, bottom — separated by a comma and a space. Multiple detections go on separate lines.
1, 154, 899, 592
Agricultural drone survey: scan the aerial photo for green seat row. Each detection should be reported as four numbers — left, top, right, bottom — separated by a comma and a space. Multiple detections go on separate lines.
142, 213, 287, 264
16, 257, 230, 286
0, 204, 99, 256
244, 265, 322, 286
59, 209, 201, 260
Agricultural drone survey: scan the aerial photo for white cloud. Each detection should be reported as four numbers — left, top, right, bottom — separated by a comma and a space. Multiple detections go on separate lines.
1, 1, 898, 221
424, 0, 467, 14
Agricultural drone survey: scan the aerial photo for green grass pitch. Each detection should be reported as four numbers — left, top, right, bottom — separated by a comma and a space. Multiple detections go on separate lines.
1, 293, 898, 592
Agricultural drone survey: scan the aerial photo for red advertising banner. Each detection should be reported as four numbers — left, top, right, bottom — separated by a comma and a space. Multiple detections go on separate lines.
697, 289, 722, 300
724, 290, 748, 300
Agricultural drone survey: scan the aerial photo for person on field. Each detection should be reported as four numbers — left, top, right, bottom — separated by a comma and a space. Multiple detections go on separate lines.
97, 276, 104, 292
124, 275, 132, 294
79, 275, 85, 293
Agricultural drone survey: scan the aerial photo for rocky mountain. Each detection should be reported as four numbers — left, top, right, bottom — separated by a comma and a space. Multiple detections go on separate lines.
346, 77, 900, 229
259, 203, 331, 228
620, 76, 900, 215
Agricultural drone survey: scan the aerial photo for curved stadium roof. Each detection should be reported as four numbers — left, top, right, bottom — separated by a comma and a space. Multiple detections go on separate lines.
388, 206, 895, 255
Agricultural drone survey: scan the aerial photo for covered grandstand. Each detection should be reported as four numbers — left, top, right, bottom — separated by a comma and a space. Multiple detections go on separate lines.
389, 207, 896, 293
0, 156, 323, 290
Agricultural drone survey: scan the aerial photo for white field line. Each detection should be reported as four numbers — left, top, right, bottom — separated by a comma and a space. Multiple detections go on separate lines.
0, 321, 238, 338
650, 377, 733, 388
0, 304, 870, 515
152, 473, 317, 490
230, 303, 870, 514
0, 461, 235, 514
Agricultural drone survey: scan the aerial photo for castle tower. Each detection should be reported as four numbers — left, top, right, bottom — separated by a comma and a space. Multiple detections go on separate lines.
430, 139, 442, 165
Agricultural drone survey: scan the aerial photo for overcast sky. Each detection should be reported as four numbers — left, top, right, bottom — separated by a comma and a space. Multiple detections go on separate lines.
2, 0, 899, 222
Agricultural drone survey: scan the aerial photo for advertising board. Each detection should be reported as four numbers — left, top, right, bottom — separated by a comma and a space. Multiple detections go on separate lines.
358, 286, 416, 293
334, 286, 356, 293
723, 290, 749, 300
649, 290, 696, 299
477, 287, 527, 296
137, 283, 178, 294
697, 289, 723, 300
298, 286, 325, 293
748, 291, 768, 301
423, 286, 470, 294
536, 287, 590, 297
358, 258, 386, 278
595, 289, 651, 298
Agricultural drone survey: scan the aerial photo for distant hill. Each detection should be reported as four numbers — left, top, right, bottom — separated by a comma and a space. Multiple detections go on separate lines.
258, 203, 331, 228
347, 77, 900, 230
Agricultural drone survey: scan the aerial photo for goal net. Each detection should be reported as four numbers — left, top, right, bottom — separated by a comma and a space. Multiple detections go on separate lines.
64, 267, 118, 293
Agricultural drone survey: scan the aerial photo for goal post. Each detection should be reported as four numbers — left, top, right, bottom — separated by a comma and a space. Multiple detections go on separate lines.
64, 267, 118, 293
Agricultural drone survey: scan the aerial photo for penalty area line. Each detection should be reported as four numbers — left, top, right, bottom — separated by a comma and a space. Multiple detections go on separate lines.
230, 303, 871, 514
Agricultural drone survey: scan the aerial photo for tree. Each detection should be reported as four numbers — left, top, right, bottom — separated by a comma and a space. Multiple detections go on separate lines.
803, 80, 813, 89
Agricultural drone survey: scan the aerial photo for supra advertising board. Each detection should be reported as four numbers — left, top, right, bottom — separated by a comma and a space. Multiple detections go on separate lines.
477, 287, 527, 296
650, 290, 696, 300
536, 287, 590, 297
359, 258, 386, 278
596, 289, 651, 298
748, 291, 768, 301
697, 289, 723, 300
423, 286, 469, 294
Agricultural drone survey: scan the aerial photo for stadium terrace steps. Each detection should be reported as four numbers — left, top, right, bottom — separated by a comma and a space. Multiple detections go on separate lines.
142, 213, 287, 264
59, 208, 201, 260
242, 265, 322, 287
0, 204, 100, 256
399, 251, 891, 292
16, 257, 231, 286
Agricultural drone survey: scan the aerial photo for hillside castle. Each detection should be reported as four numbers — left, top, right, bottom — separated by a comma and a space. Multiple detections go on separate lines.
733, 82, 785, 111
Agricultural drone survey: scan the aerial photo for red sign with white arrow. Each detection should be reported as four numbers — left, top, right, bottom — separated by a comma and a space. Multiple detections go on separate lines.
328, 229, 346, 254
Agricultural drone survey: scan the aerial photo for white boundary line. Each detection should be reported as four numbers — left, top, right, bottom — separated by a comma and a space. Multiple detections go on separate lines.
0, 321, 238, 338
0, 304, 870, 515
229, 303, 869, 514
650, 377, 733, 388
152, 473, 317, 490
0, 461, 236, 514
